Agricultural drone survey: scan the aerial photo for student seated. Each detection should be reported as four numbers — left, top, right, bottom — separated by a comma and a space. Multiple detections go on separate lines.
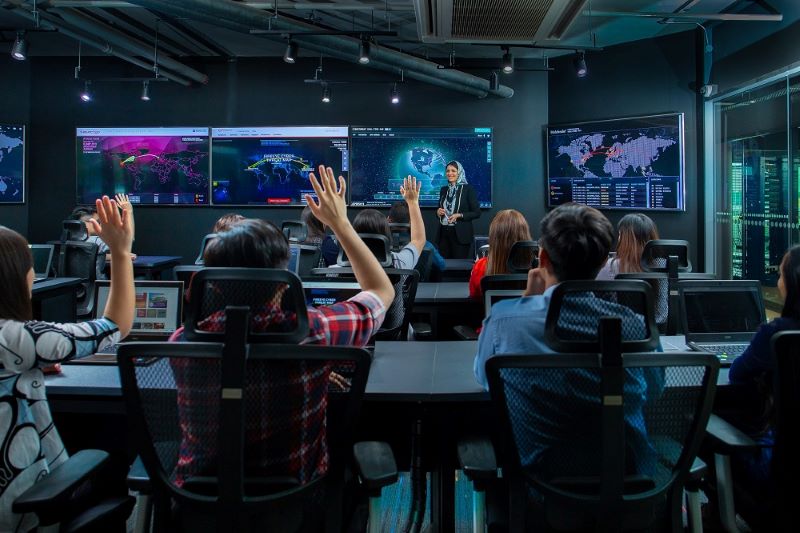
212, 212, 245, 234
469, 209, 531, 301
70, 193, 136, 277
0, 197, 135, 531
387, 200, 445, 275
168, 166, 395, 487
302, 205, 339, 268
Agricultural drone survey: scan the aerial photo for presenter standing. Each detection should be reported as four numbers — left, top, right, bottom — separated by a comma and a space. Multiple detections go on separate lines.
436, 160, 480, 258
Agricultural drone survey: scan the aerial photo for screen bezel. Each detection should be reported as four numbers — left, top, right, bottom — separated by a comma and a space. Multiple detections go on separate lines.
544, 112, 685, 212
0, 124, 25, 205
348, 126, 493, 209
94, 280, 184, 336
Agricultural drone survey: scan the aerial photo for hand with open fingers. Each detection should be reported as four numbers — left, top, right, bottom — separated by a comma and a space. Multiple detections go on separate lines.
114, 193, 133, 212
88, 196, 133, 254
400, 175, 421, 204
305, 165, 348, 230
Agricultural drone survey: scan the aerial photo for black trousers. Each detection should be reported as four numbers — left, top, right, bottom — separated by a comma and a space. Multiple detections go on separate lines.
438, 226, 470, 259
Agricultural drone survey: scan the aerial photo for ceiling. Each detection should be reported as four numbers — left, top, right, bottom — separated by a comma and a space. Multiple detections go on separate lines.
0, 0, 792, 95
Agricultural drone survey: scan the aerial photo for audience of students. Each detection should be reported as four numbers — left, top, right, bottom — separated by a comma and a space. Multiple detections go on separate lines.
468, 209, 531, 301
0, 197, 134, 531
387, 200, 446, 276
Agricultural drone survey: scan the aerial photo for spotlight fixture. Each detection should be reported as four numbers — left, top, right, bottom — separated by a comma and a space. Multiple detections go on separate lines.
573, 52, 587, 78
283, 39, 298, 64
80, 81, 92, 102
390, 83, 400, 105
11, 32, 27, 61
501, 47, 514, 74
358, 39, 371, 65
321, 84, 331, 103
489, 71, 499, 91
140, 80, 150, 101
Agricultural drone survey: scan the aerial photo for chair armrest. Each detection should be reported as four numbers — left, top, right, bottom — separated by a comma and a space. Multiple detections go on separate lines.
705, 414, 758, 454
453, 325, 479, 341
457, 436, 497, 488
13, 450, 110, 514
353, 441, 398, 494
410, 322, 433, 339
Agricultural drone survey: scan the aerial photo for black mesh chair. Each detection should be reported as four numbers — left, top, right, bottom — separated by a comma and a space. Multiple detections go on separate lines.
281, 220, 308, 243
51, 240, 101, 317
61, 219, 89, 242
388, 223, 411, 251
460, 280, 718, 532
294, 244, 322, 279
506, 240, 538, 273
119, 268, 398, 532
337, 233, 393, 268
194, 233, 217, 265
705, 330, 800, 531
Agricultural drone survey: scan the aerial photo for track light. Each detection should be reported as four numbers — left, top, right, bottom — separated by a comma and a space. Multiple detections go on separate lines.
390, 83, 400, 104
284, 39, 298, 64
501, 47, 514, 74
489, 71, 499, 91
358, 39, 371, 65
11, 32, 27, 61
321, 84, 331, 103
80, 81, 92, 102
141, 81, 150, 101
573, 52, 587, 78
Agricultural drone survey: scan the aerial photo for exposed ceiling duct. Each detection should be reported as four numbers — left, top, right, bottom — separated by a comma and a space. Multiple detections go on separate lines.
123, 0, 514, 98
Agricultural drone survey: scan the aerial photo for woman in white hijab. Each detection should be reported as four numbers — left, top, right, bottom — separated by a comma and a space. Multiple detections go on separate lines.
436, 160, 480, 259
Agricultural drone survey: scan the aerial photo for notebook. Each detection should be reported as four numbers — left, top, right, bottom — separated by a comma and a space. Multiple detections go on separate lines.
679, 280, 765, 366
303, 281, 362, 308
484, 289, 523, 316
29, 244, 54, 282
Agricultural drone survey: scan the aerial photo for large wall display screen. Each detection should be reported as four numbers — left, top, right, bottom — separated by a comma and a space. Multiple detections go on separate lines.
546, 113, 684, 211
0, 124, 24, 204
349, 127, 492, 208
76, 127, 210, 205
211, 126, 349, 206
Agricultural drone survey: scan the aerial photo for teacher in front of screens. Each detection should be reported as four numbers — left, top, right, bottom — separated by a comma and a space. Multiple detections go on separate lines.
436, 160, 480, 259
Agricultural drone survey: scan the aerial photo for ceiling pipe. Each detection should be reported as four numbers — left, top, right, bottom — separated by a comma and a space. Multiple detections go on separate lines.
55, 7, 208, 84
4, 3, 192, 86
126, 0, 513, 98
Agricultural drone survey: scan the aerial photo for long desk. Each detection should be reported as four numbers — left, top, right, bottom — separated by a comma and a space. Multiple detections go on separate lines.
441, 258, 474, 281
32, 277, 82, 322
107, 255, 182, 279
413, 283, 480, 337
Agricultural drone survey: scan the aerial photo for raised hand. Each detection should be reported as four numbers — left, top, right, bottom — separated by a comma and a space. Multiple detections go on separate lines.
400, 175, 421, 204
305, 165, 348, 231
88, 196, 133, 254
114, 193, 132, 212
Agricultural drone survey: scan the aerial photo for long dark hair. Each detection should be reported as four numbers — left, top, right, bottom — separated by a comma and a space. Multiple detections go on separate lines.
615, 213, 659, 273
0, 226, 33, 321
781, 245, 800, 321
204, 219, 290, 269
353, 209, 391, 241
301, 206, 326, 241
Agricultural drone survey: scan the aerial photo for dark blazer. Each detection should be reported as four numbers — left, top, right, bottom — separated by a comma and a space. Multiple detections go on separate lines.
436, 183, 480, 245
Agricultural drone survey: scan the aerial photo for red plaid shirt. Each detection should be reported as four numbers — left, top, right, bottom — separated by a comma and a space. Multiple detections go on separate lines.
168, 290, 385, 487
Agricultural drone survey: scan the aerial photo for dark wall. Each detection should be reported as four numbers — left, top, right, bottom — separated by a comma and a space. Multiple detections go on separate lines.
0, 56, 30, 234
548, 31, 702, 268
16, 56, 547, 262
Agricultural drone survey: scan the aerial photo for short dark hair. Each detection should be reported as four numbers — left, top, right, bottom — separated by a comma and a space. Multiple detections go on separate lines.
353, 209, 391, 241
0, 226, 33, 321
388, 201, 410, 224
70, 206, 96, 221
539, 203, 614, 281
781, 245, 800, 321
204, 219, 290, 269
212, 213, 246, 234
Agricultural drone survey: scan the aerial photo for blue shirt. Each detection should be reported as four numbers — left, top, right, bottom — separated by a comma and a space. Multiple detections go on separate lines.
474, 286, 665, 477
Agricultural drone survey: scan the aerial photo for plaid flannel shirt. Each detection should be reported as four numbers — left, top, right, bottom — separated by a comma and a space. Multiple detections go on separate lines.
168, 290, 385, 487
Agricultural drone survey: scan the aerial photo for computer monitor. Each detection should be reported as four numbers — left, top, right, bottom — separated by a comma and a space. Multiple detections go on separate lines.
303, 281, 362, 308
211, 126, 349, 205
94, 280, 183, 338
679, 280, 765, 340
484, 289, 523, 316
29, 244, 54, 280
76, 127, 210, 205
0, 124, 25, 204
349, 127, 493, 208
546, 113, 684, 211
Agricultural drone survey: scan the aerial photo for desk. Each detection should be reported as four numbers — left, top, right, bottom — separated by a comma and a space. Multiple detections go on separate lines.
32, 277, 82, 322
413, 283, 479, 337
441, 259, 474, 281
132, 256, 182, 279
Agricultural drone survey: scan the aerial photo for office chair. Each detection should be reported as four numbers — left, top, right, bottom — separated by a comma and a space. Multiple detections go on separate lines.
473, 236, 489, 260
281, 220, 308, 242
294, 243, 322, 279
414, 247, 435, 282
705, 330, 800, 531
120, 268, 398, 532
459, 280, 718, 532
336, 233, 393, 268
388, 223, 411, 251
194, 233, 217, 265
453, 274, 529, 340
476, 244, 490, 259
51, 240, 101, 317
506, 240, 538, 273
61, 219, 88, 242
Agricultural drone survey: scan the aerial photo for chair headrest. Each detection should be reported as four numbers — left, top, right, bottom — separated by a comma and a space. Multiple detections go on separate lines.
641, 240, 692, 273
507, 240, 539, 273
61, 220, 88, 241
281, 220, 308, 243
337, 233, 393, 268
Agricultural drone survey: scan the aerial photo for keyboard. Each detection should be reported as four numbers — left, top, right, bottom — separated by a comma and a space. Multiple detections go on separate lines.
689, 342, 748, 366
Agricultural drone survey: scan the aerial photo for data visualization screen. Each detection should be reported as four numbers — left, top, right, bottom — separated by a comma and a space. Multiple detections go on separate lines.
211, 126, 348, 206
0, 124, 24, 204
76, 127, 210, 205
349, 127, 492, 208
547, 114, 684, 211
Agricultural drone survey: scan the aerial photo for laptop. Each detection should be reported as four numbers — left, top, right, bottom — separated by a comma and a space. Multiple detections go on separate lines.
679, 280, 765, 366
303, 281, 362, 308
66, 280, 184, 364
484, 289, 523, 316
29, 244, 54, 282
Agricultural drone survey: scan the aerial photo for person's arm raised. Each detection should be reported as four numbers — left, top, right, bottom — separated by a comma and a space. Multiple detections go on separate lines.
305, 166, 394, 309
401, 175, 425, 255
88, 196, 135, 337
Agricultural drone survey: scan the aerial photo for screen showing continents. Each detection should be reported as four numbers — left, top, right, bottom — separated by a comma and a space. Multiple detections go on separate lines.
547, 114, 684, 210
0, 125, 24, 203
76, 127, 210, 205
